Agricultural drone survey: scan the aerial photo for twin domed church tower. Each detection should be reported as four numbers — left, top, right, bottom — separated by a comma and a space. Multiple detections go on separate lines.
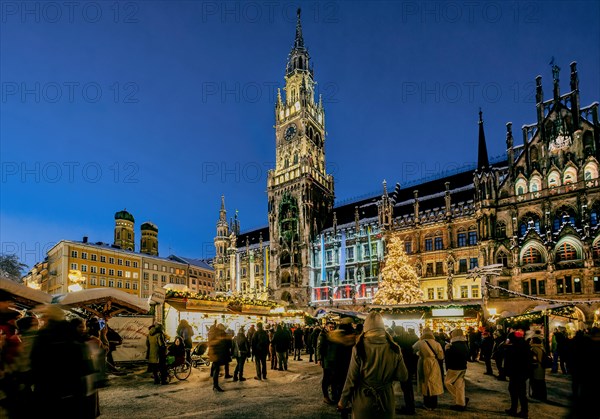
213, 10, 334, 305
114, 209, 159, 256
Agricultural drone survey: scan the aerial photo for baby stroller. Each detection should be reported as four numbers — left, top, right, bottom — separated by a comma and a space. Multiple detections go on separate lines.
191, 342, 211, 368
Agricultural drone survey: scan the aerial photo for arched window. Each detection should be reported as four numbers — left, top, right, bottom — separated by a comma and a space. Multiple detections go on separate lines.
584, 162, 599, 180
293, 153, 298, 165
515, 178, 527, 195
522, 247, 542, 264
519, 215, 541, 236
529, 175, 542, 192
593, 240, 600, 258
591, 209, 599, 227
548, 170, 561, 188
564, 167, 577, 185
496, 251, 509, 267
496, 222, 507, 238
555, 242, 578, 262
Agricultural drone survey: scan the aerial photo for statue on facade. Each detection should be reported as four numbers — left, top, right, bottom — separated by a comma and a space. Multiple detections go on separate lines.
447, 274, 454, 301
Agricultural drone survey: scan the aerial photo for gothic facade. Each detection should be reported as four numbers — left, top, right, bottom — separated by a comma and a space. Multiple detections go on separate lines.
212, 12, 600, 323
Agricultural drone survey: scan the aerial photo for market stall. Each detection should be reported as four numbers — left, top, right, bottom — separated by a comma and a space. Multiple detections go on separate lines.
370, 302, 483, 335
0, 276, 52, 310
162, 290, 293, 341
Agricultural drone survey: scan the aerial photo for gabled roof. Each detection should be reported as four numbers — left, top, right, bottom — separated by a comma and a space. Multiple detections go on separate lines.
168, 255, 214, 271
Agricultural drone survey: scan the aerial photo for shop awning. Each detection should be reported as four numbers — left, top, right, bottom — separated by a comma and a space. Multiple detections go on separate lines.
0, 276, 52, 310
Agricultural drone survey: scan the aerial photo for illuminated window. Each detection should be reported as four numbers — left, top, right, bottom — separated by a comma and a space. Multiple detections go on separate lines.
548, 171, 560, 188
471, 285, 479, 298
460, 286, 468, 298
436, 287, 445, 300
427, 288, 434, 300
556, 242, 578, 262
584, 162, 599, 180
522, 247, 542, 264
564, 167, 577, 184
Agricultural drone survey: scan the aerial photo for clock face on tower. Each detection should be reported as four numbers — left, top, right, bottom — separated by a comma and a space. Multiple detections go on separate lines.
285, 124, 297, 141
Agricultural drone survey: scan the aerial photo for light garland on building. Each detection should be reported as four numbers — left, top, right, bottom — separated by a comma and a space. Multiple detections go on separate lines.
485, 283, 600, 306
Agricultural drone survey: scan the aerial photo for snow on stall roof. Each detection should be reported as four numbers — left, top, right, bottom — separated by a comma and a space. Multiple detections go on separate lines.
53, 287, 150, 313
0, 276, 52, 306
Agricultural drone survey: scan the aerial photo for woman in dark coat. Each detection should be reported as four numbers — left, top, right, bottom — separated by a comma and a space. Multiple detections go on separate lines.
338, 312, 408, 419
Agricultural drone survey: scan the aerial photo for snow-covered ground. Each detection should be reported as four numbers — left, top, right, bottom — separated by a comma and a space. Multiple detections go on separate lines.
99, 357, 572, 418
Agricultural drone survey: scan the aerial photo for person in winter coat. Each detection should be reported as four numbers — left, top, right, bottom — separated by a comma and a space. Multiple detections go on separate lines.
146, 323, 168, 385
167, 336, 186, 367
338, 312, 408, 419
492, 329, 507, 380
481, 329, 495, 375
208, 323, 231, 392
247, 324, 256, 361
251, 322, 269, 380
268, 328, 277, 370
393, 326, 418, 415
305, 327, 314, 361
176, 319, 194, 361
329, 318, 357, 404
232, 326, 249, 381
551, 327, 567, 374
413, 327, 444, 410
503, 330, 530, 418
310, 326, 322, 363
272, 324, 291, 371
529, 336, 547, 401
317, 321, 336, 404
293, 325, 305, 361
444, 328, 470, 411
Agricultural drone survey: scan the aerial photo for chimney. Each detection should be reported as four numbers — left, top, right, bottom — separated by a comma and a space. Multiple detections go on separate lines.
83, 236, 88, 243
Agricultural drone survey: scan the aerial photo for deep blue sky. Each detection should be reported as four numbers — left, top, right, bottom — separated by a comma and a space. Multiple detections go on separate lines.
1, 1, 599, 269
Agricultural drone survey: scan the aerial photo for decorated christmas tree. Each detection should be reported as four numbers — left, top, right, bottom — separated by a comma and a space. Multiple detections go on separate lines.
373, 233, 423, 305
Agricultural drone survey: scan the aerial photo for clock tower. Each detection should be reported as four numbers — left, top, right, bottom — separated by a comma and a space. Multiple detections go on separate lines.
267, 9, 334, 307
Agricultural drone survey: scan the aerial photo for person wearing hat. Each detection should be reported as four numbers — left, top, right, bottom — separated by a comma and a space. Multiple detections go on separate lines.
412, 327, 444, 410
337, 312, 408, 419
444, 328, 470, 411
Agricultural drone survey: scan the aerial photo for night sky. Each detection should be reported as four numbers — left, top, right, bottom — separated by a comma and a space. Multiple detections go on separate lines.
1, 1, 599, 269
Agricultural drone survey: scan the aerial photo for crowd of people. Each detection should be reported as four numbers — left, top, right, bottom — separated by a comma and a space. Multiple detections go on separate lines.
2, 286, 599, 419
0, 289, 123, 419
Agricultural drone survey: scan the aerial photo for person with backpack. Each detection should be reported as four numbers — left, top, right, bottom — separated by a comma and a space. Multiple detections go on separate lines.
337, 312, 408, 419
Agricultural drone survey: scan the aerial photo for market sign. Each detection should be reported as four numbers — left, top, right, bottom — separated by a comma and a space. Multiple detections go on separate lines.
432, 308, 464, 317
149, 287, 166, 304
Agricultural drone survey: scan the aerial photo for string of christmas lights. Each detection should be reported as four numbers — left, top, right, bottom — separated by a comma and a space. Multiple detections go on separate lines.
485, 282, 600, 306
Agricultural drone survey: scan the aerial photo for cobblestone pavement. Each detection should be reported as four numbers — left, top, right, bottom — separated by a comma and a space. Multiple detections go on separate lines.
98, 358, 572, 419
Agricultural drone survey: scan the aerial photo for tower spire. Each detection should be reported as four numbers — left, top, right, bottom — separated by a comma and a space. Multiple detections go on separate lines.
477, 108, 490, 170
286, 8, 311, 76
294, 8, 304, 49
